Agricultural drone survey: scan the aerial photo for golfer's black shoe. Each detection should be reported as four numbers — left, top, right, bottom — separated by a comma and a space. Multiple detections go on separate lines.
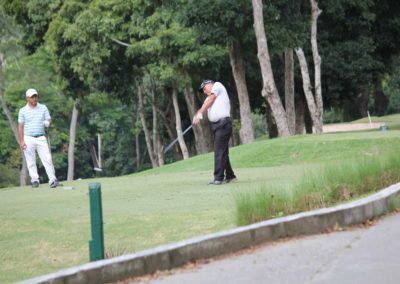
208, 180, 223, 185
32, 181, 39, 188
224, 176, 237, 183
50, 179, 60, 188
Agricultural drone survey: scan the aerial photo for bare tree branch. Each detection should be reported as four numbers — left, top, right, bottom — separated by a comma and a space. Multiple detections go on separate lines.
110, 37, 132, 47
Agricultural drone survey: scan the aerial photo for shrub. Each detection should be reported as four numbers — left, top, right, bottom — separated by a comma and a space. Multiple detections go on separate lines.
251, 109, 268, 139
323, 107, 344, 124
0, 164, 19, 188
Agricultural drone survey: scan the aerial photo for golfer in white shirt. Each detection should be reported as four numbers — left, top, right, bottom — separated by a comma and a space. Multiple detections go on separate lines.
193, 80, 236, 185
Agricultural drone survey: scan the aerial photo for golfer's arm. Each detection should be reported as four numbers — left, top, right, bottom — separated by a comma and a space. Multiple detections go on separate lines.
18, 123, 24, 144
197, 94, 216, 116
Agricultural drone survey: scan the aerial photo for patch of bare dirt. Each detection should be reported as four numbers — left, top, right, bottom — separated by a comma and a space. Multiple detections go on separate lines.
323, 122, 385, 133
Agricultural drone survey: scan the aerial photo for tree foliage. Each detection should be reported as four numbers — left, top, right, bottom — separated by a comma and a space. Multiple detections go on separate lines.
2, 0, 400, 184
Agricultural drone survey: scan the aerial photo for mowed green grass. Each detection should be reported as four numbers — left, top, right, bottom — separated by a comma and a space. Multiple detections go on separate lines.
1, 120, 400, 283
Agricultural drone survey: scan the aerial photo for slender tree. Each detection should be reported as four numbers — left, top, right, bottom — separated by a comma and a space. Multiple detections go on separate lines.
138, 78, 158, 168
45, 2, 91, 179
252, 0, 290, 136
0, 55, 28, 185
171, 83, 189, 159
0, 8, 28, 185
182, 0, 255, 144
181, 70, 211, 154
150, 79, 164, 166
295, 48, 322, 132
309, 0, 323, 132
67, 101, 78, 180
284, 48, 296, 134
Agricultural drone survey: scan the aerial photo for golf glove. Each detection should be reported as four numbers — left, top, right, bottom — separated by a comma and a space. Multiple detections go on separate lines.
43, 120, 50, 128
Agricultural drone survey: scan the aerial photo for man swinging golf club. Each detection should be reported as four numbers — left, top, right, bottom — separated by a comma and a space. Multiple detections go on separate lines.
18, 88, 60, 188
192, 80, 237, 185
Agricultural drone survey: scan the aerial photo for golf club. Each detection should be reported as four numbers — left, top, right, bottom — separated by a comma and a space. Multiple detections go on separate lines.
164, 124, 193, 154
44, 120, 51, 148
45, 128, 51, 149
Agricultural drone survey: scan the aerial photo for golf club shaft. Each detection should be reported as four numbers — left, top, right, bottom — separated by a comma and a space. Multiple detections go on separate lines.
164, 124, 193, 154
46, 128, 51, 149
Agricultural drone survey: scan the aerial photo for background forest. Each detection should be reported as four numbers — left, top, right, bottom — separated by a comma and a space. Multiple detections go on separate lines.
1, 0, 400, 188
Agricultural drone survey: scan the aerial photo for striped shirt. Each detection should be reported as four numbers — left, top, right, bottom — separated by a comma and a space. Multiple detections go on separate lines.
18, 103, 51, 137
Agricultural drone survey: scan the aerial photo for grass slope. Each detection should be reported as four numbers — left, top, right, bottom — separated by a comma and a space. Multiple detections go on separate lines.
1, 121, 400, 283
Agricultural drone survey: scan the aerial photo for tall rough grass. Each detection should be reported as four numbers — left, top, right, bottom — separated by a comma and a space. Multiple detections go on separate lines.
234, 186, 292, 225
235, 152, 400, 226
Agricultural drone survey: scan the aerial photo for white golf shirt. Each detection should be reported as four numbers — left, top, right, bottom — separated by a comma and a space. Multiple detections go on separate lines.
206, 82, 231, 122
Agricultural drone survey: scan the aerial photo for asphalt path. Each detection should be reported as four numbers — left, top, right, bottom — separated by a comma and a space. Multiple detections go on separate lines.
130, 212, 400, 284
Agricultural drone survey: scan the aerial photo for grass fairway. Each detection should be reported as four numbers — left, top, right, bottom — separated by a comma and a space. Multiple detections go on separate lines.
1, 123, 400, 283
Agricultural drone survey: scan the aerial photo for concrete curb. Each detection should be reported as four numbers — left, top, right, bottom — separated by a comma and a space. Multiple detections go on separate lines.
19, 183, 400, 284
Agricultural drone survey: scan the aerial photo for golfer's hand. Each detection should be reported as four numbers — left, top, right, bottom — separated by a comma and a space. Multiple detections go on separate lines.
192, 112, 203, 125
20, 141, 27, 150
192, 116, 200, 125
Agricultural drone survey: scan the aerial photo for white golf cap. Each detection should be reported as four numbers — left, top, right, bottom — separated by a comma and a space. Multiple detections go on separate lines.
26, 88, 38, 97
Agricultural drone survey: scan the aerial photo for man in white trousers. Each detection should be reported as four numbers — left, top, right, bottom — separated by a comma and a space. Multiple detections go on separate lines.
18, 88, 60, 188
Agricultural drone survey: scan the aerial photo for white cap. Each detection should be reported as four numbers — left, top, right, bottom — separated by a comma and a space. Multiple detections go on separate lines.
26, 88, 38, 97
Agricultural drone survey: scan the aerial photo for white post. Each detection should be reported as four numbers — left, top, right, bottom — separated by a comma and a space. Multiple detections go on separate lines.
98, 134, 102, 169
367, 111, 373, 128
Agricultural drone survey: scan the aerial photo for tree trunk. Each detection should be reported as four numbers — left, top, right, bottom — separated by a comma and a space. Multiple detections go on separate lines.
131, 110, 141, 170
304, 103, 313, 134
356, 88, 370, 118
265, 103, 279, 138
135, 133, 141, 169
138, 79, 158, 168
171, 83, 189, 160
67, 101, 78, 181
309, 0, 323, 132
0, 54, 28, 186
155, 139, 164, 166
284, 48, 296, 135
229, 93, 241, 146
251, 0, 290, 137
295, 95, 305, 134
295, 48, 323, 133
373, 73, 388, 116
156, 104, 177, 149
150, 79, 164, 166
229, 40, 254, 144
20, 154, 28, 185
183, 81, 210, 154
157, 89, 183, 160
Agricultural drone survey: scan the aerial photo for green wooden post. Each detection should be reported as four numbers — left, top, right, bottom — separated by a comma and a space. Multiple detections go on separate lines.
88, 182, 105, 261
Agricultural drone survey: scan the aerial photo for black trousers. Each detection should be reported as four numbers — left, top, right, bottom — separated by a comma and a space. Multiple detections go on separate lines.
211, 118, 235, 181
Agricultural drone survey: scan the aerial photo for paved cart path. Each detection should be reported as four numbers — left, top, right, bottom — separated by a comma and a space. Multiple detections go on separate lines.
130, 212, 400, 284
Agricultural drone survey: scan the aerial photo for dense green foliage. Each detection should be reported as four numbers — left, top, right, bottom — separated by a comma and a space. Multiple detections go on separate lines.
1, 2, 400, 281
0, 164, 18, 187
1, 0, 400, 184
